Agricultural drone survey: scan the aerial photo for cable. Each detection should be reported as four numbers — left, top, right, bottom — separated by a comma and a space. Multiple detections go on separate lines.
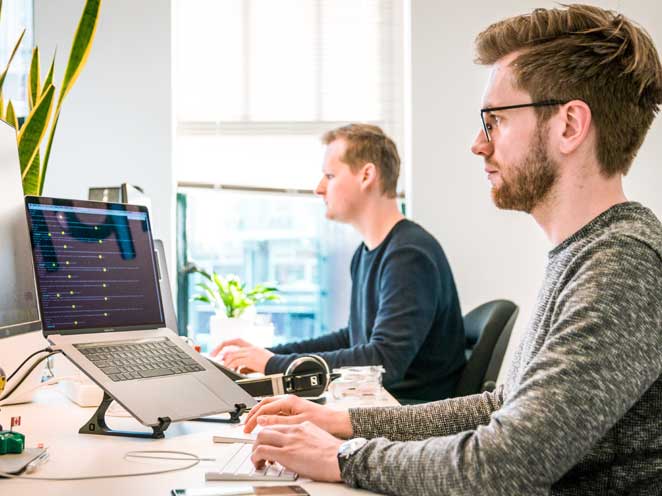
0, 350, 62, 401
0, 450, 210, 481
6, 348, 54, 382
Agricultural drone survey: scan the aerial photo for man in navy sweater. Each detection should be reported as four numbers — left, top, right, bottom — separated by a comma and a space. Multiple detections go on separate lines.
213, 124, 465, 401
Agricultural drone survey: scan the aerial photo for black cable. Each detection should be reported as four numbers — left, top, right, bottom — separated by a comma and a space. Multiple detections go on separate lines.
0, 350, 62, 401
6, 347, 54, 382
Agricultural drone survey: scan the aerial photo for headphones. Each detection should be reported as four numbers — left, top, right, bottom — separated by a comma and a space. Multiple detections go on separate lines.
233, 354, 336, 400
282, 354, 333, 399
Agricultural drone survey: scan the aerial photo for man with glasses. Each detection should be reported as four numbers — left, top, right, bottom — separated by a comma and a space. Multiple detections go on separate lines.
241, 5, 662, 494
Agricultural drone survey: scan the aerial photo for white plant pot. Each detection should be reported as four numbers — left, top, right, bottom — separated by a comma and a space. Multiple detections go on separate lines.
208, 312, 275, 349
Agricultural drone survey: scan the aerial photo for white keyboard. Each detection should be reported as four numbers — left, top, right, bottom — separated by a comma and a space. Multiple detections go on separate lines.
205, 443, 298, 481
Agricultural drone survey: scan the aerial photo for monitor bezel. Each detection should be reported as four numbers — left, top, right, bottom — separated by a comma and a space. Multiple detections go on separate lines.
24, 195, 166, 337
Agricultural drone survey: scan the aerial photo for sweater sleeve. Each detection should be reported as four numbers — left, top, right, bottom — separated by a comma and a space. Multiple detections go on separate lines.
265, 328, 350, 374
349, 387, 503, 441
268, 246, 441, 383
341, 237, 662, 495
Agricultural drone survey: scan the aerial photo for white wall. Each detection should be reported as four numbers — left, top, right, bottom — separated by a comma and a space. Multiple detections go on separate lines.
34, 0, 174, 264
407, 0, 662, 378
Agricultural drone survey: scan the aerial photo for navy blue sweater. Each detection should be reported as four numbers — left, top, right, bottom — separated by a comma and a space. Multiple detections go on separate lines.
266, 219, 466, 401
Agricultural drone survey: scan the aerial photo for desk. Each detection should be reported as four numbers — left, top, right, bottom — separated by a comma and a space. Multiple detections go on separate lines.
0, 387, 398, 495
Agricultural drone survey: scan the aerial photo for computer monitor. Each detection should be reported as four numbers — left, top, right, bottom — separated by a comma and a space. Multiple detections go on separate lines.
0, 124, 40, 338
0, 120, 49, 405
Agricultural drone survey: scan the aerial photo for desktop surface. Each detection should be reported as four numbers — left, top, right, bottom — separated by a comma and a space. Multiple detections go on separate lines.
0, 387, 397, 495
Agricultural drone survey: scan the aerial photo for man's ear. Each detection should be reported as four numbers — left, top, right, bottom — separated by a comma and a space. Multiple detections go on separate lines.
558, 99, 592, 155
359, 162, 378, 191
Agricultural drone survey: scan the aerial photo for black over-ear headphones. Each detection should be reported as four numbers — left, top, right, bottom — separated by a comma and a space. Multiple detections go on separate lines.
233, 354, 336, 400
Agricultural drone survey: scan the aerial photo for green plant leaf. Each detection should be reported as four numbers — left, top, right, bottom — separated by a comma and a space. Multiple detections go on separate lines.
4, 100, 18, 129
192, 269, 280, 318
0, 29, 25, 90
58, 0, 101, 106
22, 150, 40, 197
192, 294, 212, 304
41, 0, 102, 195
28, 47, 40, 110
43, 51, 56, 90
19, 84, 55, 186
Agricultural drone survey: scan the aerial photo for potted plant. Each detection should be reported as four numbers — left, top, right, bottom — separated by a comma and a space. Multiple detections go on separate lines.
192, 269, 280, 348
0, 0, 101, 195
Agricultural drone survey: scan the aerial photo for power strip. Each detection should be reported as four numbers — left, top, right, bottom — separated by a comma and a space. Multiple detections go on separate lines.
57, 378, 104, 407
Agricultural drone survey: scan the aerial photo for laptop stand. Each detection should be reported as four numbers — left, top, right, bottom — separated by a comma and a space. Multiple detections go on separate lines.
191, 403, 247, 424
79, 391, 171, 439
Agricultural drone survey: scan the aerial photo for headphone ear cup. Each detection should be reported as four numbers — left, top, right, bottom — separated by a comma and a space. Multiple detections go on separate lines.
284, 354, 331, 398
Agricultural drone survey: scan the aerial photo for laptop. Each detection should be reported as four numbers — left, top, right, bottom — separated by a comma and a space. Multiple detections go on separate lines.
23, 195, 256, 427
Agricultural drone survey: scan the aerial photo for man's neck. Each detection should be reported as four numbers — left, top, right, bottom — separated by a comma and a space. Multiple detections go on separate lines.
353, 199, 405, 250
532, 166, 627, 246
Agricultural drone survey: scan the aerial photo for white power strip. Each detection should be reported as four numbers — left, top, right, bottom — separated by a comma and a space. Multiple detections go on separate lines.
57, 378, 104, 407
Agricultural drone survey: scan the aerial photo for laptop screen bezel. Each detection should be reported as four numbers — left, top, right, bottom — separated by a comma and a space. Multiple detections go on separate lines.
24, 195, 166, 337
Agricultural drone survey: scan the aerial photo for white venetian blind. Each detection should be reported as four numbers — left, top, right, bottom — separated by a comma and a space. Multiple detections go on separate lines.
173, 0, 404, 191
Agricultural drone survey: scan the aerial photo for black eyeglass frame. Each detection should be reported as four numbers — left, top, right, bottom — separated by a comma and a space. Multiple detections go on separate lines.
480, 99, 569, 142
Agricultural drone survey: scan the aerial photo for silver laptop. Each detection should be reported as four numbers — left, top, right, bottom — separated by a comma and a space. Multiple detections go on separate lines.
23, 195, 256, 426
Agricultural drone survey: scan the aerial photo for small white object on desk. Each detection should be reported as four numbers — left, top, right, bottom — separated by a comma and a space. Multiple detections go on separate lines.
213, 425, 260, 444
57, 378, 104, 407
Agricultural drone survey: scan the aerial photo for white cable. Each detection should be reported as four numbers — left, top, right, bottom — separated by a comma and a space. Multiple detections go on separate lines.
0, 450, 212, 481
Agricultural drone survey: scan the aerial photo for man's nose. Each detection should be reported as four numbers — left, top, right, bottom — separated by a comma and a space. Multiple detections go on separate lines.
315, 178, 326, 196
471, 129, 492, 157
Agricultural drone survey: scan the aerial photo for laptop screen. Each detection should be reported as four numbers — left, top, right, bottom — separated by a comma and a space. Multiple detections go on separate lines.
24, 196, 165, 335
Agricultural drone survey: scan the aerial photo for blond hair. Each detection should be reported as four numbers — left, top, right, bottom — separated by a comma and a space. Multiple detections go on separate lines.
321, 123, 400, 197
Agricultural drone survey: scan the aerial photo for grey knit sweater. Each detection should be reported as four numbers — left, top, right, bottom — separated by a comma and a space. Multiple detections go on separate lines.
341, 202, 662, 495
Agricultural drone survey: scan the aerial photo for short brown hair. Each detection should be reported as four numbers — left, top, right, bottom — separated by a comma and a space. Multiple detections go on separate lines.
475, 4, 662, 176
321, 123, 400, 197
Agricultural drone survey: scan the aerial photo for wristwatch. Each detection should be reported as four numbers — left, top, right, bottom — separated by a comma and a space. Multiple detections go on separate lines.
337, 437, 368, 472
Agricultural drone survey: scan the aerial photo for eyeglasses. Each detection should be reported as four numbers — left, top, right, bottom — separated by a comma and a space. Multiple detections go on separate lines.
480, 100, 568, 142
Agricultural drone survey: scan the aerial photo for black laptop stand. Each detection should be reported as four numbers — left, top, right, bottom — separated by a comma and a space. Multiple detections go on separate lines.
79, 391, 172, 439
79, 391, 249, 438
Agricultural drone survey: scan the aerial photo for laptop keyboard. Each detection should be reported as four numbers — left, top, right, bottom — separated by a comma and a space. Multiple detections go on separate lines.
75, 338, 205, 382
206, 443, 298, 481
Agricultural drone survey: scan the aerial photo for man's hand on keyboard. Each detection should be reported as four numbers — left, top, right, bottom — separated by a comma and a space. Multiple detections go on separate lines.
210, 338, 274, 374
251, 421, 343, 482
243, 394, 353, 439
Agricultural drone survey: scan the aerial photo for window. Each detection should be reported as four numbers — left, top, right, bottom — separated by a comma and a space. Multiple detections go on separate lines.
0, 0, 33, 117
174, 0, 405, 349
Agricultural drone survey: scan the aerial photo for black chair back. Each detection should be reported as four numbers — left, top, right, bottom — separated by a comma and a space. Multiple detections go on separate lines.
454, 299, 518, 397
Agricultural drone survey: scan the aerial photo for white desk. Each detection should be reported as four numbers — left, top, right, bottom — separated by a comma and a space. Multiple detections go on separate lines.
0, 387, 398, 495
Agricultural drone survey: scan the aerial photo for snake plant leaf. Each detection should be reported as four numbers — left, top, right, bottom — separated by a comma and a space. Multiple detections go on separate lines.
43, 51, 56, 90
28, 47, 40, 110
41, 0, 102, 195
19, 84, 55, 187
0, 29, 25, 91
5, 100, 18, 129
58, 0, 101, 108
22, 150, 40, 197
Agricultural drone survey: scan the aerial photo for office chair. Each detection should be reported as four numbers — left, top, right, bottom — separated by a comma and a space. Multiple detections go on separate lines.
454, 299, 518, 397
